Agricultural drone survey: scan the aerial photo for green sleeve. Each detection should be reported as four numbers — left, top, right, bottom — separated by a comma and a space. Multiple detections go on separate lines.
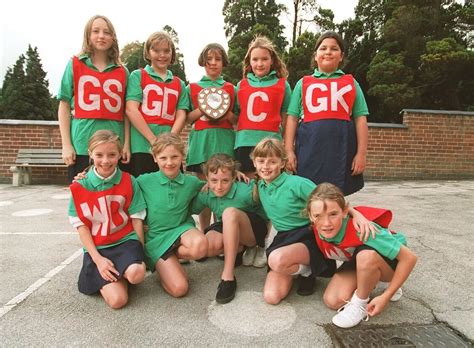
281, 80, 292, 113
364, 225, 407, 260
125, 69, 143, 102
57, 59, 74, 102
68, 197, 77, 217
287, 78, 304, 118
352, 79, 369, 118
234, 81, 242, 116
190, 192, 207, 215
177, 79, 190, 111
128, 176, 147, 215
296, 176, 317, 199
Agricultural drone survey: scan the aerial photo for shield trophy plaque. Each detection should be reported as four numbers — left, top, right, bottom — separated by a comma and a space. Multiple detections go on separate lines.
197, 87, 231, 121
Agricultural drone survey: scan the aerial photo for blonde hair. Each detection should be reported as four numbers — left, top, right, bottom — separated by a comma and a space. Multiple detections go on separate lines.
305, 183, 348, 220
144, 31, 176, 64
80, 15, 121, 65
88, 129, 122, 154
242, 36, 288, 78
151, 133, 185, 156
198, 43, 229, 67
202, 153, 240, 178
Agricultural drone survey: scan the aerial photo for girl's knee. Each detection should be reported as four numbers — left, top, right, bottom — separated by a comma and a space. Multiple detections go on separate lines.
263, 289, 283, 305
124, 263, 146, 284
267, 252, 285, 272
192, 236, 208, 259
104, 292, 128, 309
164, 279, 189, 298
356, 250, 381, 270
222, 207, 239, 221
323, 291, 344, 310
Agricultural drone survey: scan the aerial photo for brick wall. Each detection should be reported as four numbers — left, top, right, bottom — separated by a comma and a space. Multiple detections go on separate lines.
0, 109, 473, 184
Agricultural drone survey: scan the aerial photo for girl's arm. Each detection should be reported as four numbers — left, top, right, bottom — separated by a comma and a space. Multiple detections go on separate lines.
186, 107, 204, 124
348, 206, 378, 241
352, 116, 368, 175
126, 100, 157, 145
132, 218, 145, 246
58, 101, 76, 165
171, 109, 186, 134
122, 117, 131, 164
367, 245, 417, 316
284, 116, 298, 173
280, 112, 288, 137
77, 225, 119, 282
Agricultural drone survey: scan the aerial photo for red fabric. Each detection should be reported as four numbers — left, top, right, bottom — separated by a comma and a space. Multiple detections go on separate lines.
189, 82, 234, 130
139, 69, 181, 125
302, 74, 356, 122
72, 56, 126, 121
237, 78, 285, 132
70, 172, 134, 246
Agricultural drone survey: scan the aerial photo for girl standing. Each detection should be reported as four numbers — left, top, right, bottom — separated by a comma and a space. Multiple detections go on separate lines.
58, 15, 130, 183
126, 31, 189, 177
69, 130, 146, 309
136, 133, 207, 298
285, 31, 369, 195
306, 183, 417, 328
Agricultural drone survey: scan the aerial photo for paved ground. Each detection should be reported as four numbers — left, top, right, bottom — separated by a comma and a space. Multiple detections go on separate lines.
0, 181, 473, 346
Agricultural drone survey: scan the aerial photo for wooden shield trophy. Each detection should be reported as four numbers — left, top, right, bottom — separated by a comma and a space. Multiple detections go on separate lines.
197, 87, 231, 121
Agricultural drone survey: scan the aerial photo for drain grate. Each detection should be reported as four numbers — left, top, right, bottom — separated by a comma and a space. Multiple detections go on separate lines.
327, 323, 471, 347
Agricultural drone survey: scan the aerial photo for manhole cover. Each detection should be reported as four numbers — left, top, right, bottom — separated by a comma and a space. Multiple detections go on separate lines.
327, 323, 471, 347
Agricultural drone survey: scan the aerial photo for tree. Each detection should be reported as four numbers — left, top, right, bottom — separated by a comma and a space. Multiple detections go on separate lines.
1, 54, 31, 119
222, 0, 288, 83
121, 41, 146, 72
290, 0, 318, 47
285, 31, 316, 87
163, 25, 188, 84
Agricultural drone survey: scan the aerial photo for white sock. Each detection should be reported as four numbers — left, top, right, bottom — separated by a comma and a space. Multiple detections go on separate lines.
352, 290, 369, 305
291, 264, 312, 277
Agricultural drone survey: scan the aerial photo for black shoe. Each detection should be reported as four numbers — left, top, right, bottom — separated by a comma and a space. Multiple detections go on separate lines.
296, 275, 316, 296
234, 250, 244, 267
216, 278, 237, 304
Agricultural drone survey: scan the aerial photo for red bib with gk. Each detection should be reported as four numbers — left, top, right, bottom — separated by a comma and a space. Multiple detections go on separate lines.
139, 70, 181, 125
313, 206, 393, 262
302, 75, 356, 122
72, 57, 126, 121
237, 78, 285, 132
190, 82, 235, 131
70, 172, 134, 246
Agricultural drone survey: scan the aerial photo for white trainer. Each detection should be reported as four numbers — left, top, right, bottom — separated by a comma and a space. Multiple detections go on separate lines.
242, 246, 257, 266
377, 281, 403, 302
252, 246, 267, 268
332, 300, 369, 328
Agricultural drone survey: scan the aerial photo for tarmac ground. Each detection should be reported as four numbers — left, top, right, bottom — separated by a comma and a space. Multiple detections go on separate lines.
0, 181, 473, 346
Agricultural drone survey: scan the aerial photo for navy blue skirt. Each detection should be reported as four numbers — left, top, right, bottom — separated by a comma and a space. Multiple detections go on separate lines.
295, 119, 363, 196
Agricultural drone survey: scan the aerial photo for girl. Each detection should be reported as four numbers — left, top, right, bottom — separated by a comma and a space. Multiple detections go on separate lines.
186, 43, 237, 231
126, 31, 189, 177
191, 154, 268, 304
136, 133, 207, 298
58, 15, 130, 183
69, 130, 146, 309
285, 31, 369, 196
251, 138, 375, 305
235, 36, 292, 265
306, 183, 417, 328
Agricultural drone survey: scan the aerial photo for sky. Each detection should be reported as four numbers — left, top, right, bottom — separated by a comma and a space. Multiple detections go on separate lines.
0, 0, 357, 96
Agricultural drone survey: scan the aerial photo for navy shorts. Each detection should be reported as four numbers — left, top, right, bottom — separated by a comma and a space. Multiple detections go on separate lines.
336, 244, 399, 273
67, 155, 90, 184
235, 146, 255, 172
128, 153, 159, 177
160, 237, 182, 261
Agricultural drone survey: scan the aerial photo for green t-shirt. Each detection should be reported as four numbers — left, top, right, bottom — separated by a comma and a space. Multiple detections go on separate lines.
287, 69, 369, 119
68, 168, 146, 250
257, 172, 315, 232
126, 65, 190, 153
57, 55, 129, 155
319, 218, 407, 260
191, 180, 267, 222
234, 71, 292, 148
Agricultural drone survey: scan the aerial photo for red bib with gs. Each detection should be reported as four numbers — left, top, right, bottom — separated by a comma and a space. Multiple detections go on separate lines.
139, 69, 182, 126
313, 206, 393, 262
73, 56, 126, 121
302, 74, 356, 122
237, 78, 285, 132
70, 172, 134, 247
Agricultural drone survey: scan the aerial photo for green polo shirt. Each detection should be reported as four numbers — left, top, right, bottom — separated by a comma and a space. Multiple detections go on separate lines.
185, 75, 237, 166
234, 71, 292, 148
68, 168, 146, 249
319, 218, 407, 260
136, 171, 204, 268
126, 65, 190, 153
57, 55, 129, 155
191, 181, 267, 222
287, 69, 368, 119
258, 172, 315, 232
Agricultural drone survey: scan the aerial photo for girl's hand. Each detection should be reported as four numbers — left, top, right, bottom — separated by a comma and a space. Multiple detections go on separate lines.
62, 145, 76, 166
121, 144, 131, 164
351, 210, 378, 241
73, 170, 87, 182
236, 170, 250, 184
367, 294, 390, 317
351, 152, 366, 176
200, 183, 210, 192
286, 150, 297, 173
95, 256, 119, 282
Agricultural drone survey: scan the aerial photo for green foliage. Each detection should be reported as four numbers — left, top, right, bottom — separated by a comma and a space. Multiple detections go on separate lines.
285, 31, 316, 87
163, 25, 188, 84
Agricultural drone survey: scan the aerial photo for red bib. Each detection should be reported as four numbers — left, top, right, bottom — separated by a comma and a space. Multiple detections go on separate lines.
302, 74, 356, 122
70, 172, 134, 246
313, 206, 393, 261
189, 82, 235, 131
139, 69, 182, 125
72, 57, 126, 121
237, 78, 285, 132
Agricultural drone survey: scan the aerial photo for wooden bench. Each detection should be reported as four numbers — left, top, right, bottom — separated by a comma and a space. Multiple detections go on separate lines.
10, 148, 66, 186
